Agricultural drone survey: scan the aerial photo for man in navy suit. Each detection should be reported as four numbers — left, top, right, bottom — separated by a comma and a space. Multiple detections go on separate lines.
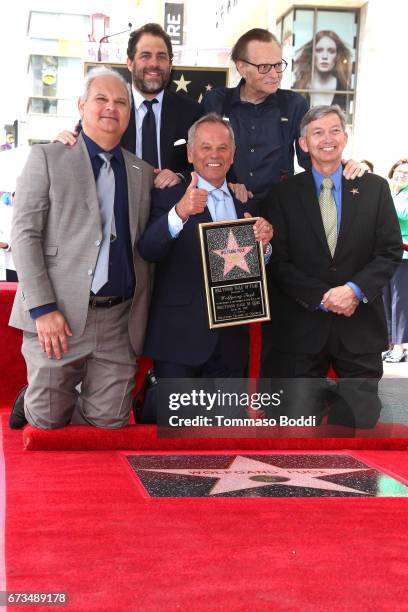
138, 114, 273, 378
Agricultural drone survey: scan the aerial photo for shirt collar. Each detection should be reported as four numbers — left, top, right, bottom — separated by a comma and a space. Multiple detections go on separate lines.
312, 164, 343, 193
82, 131, 123, 162
231, 79, 279, 108
196, 175, 230, 196
132, 87, 164, 111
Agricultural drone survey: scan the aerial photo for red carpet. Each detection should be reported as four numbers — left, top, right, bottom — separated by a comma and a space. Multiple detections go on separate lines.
2, 420, 408, 611
2, 284, 408, 610
22, 422, 408, 451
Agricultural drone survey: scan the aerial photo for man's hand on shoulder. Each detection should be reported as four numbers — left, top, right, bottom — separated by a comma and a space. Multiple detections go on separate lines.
54, 130, 79, 146
321, 285, 359, 317
175, 172, 208, 221
35, 310, 73, 359
228, 183, 253, 203
154, 168, 182, 189
342, 159, 367, 180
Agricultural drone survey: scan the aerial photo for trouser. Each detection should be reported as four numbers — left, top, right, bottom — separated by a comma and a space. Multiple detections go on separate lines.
22, 300, 136, 429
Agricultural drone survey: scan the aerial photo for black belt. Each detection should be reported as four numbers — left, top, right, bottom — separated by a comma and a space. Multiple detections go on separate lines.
89, 296, 129, 309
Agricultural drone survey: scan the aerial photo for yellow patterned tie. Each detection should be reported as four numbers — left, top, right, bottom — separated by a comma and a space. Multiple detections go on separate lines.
319, 177, 337, 256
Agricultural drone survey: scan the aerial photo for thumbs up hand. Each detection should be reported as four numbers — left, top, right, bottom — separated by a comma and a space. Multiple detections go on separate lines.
175, 172, 208, 221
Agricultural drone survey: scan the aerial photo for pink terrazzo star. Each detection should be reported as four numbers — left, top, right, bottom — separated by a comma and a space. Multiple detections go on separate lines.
213, 230, 253, 276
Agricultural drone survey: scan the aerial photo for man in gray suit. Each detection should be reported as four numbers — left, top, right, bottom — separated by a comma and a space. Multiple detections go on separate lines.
9, 67, 154, 429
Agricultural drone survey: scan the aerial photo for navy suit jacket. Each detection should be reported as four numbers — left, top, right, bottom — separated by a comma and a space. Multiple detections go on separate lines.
138, 182, 259, 367
261, 170, 402, 355
121, 90, 204, 172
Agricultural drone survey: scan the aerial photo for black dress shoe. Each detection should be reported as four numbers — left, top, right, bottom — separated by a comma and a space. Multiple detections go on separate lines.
9, 384, 28, 429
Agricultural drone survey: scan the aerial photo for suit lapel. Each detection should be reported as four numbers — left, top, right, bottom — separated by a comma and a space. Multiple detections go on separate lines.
160, 91, 176, 169
336, 176, 359, 257
73, 134, 100, 218
122, 149, 142, 246
298, 171, 332, 256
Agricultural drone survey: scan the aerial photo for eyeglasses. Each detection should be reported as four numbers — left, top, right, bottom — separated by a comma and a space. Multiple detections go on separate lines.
239, 59, 288, 74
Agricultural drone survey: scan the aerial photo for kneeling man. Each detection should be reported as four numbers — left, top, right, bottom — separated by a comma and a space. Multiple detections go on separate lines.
261, 105, 402, 428
9, 67, 153, 429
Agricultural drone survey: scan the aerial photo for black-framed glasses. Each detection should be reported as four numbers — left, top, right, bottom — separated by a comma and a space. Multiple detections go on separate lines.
239, 59, 288, 74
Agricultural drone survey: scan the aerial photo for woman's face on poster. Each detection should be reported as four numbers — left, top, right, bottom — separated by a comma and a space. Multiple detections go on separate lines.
314, 36, 337, 73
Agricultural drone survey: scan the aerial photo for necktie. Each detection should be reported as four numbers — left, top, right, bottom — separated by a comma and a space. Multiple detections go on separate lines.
91, 152, 115, 293
142, 99, 159, 167
211, 189, 229, 221
319, 177, 337, 256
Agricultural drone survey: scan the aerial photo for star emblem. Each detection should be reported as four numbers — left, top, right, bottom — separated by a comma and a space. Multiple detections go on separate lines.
350, 188, 359, 196
205, 84, 213, 91
138, 455, 371, 496
213, 230, 254, 275
173, 73, 191, 92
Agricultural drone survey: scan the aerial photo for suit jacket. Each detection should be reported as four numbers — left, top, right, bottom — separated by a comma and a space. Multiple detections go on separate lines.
121, 90, 204, 172
262, 170, 403, 354
138, 182, 259, 367
9, 134, 154, 355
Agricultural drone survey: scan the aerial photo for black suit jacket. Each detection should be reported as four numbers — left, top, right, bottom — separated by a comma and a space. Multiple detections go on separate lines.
138, 182, 259, 367
121, 90, 204, 172
262, 170, 402, 354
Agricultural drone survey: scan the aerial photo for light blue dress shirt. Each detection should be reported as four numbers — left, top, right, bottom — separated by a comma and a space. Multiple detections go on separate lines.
132, 87, 164, 168
167, 175, 272, 261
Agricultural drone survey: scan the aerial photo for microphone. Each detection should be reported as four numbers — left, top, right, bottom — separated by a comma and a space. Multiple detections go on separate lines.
98, 23, 133, 61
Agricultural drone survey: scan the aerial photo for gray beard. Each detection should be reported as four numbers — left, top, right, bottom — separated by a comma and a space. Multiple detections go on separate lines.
133, 73, 170, 95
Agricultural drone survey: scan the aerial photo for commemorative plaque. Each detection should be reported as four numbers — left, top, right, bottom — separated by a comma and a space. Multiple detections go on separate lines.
198, 217, 270, 329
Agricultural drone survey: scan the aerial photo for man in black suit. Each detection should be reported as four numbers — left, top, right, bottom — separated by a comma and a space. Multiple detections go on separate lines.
138, 114, 273, 378
261, 105, 402, 428
58, 24, 203, 190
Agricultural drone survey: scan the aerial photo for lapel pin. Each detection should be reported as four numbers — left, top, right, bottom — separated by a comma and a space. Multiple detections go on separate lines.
132, 165, 140, 170
350, 188, 359, 196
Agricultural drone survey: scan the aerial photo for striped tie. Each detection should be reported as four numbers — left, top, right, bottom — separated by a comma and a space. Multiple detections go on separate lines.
319, 177, 337, 256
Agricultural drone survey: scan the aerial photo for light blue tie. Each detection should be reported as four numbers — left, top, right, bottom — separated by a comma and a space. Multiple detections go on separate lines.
91, 152, 116, 293
211, 189, 229, 221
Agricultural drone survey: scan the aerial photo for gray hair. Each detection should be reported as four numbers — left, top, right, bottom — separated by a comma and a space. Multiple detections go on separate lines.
81, 66, 132, 107
300, 105, 346, 138
188, 113, 235, 147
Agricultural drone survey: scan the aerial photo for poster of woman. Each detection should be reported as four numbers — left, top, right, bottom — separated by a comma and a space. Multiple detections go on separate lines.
293, 30, 352, 107
288, 9, 358, 120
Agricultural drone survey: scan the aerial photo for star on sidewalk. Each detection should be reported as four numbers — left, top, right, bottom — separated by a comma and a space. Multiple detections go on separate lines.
138, 455, 371, 496
173, 74, 191, 92
213, 230, 253, 276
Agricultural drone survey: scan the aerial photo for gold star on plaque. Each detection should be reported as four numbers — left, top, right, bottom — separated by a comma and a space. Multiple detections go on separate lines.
173, 74, 191, 92
350, 188, 359, 196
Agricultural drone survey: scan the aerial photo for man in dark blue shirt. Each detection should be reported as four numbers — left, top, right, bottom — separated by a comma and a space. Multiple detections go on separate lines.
202, 28, 364, 200
9, 67, 154, 429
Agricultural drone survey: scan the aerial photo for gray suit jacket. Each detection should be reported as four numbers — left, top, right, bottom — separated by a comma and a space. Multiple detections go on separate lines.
9, 134, 154, 355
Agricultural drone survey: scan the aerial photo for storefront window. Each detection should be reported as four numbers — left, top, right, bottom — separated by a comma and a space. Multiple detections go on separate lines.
278, 8, 359, 124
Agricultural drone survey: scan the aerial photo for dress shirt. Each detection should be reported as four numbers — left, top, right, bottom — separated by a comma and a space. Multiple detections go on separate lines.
168, 175, 271, 261
30, 133, 134, 319
202, 83, 310, 194
132, 87, 164, 168
312, 164, 364, 306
